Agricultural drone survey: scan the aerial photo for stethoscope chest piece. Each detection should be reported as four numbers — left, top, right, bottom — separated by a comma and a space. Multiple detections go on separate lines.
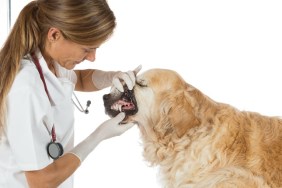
47, 142, 64, 160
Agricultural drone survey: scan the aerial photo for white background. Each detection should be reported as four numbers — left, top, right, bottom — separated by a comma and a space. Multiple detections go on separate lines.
1, 0, 282, 187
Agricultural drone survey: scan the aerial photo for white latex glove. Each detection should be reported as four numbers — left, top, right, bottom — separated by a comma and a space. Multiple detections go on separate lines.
69, 113, 134, 162
92, 65, 142, 92
112, 65, 142, 92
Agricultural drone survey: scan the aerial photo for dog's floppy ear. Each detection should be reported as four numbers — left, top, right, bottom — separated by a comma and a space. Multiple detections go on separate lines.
166, 92, 200, 138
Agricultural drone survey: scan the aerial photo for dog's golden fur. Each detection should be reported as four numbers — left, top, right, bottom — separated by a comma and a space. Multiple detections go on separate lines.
127, 69, 282, 188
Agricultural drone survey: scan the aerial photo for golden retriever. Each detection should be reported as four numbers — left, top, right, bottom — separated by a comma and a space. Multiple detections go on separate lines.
103, 68, 282, 188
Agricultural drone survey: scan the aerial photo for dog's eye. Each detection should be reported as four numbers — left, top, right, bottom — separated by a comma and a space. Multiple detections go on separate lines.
136, 79, 147, 87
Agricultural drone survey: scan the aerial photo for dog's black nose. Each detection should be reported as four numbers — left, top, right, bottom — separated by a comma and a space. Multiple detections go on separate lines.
103, 94, 110, 101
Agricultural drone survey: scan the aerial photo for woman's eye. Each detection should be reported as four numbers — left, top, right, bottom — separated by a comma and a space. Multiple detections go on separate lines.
84, 49, 90, 53
83, 48, 97, 53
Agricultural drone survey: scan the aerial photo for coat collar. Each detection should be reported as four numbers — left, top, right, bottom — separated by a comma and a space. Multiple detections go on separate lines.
34, 50, 74, 106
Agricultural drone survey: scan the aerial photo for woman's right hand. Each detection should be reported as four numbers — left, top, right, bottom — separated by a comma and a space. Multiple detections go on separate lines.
69, 112, 135, 162
96, 112, 135, 140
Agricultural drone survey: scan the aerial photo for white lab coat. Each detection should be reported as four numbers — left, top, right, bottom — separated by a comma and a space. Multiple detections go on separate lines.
0, 51, 77, 187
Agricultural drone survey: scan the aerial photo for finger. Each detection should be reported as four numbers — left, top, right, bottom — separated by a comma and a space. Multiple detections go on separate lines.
119, 73, 134, 90
113, 112, 126, 123
112, 77, 124, 92
127, 71, 136, 85
119, 122, 135, 132
133, 65, 142, 75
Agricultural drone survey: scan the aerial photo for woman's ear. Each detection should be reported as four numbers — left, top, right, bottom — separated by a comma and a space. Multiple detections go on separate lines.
47, 27, 62, 42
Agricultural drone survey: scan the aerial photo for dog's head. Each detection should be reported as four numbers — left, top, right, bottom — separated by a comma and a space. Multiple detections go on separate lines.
103, 68, 200, 139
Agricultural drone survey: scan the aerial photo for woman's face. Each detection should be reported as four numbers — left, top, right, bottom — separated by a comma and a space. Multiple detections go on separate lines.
45, 28, 103, 70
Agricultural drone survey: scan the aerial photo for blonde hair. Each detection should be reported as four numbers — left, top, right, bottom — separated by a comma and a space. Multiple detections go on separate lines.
0, 0, 116, 136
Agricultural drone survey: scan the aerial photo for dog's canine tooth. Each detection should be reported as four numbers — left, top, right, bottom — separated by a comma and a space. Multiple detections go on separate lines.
111, 103, 118, 111
119, 104, 122, 112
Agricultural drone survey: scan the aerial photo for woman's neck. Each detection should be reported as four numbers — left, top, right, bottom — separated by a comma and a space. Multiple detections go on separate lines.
41, 50, 57, 76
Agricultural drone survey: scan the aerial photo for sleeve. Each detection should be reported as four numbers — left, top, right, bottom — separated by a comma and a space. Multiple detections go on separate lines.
6, 73, 53, 171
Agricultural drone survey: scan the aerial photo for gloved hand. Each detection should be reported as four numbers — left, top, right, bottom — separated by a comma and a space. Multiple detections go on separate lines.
112, 65, 142, 92
94, 112, 134, 140
92, 65, 142, 92
69, 113, 134, 162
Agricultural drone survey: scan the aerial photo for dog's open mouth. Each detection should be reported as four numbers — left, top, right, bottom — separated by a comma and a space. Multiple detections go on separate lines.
103, 85, 138, 118
110, 99, 135, 112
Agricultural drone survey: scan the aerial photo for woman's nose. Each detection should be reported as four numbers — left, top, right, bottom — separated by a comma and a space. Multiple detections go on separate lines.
85, 50, 96, 62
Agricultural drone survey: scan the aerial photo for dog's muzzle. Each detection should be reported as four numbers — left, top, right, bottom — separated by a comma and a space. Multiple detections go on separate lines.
103, 85, 138, 118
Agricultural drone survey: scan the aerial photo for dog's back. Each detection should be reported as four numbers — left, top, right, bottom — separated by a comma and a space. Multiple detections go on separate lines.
185, 83, 282, 187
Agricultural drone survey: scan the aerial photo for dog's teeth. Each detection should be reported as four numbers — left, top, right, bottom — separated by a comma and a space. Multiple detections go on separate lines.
119, 105, 122, 112
111, 103, 118, 111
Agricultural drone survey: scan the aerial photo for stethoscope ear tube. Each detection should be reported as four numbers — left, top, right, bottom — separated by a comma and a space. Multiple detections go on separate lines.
72, 92, 91, 114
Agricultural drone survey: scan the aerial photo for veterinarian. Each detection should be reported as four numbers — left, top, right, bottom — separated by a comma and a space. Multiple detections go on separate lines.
0, 0, 141, 187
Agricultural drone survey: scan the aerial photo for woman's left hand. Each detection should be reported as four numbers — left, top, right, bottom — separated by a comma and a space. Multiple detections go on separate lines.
112, 65, 142, 92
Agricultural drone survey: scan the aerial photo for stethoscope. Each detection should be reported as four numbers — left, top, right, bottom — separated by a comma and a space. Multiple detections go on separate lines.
31, 53, 91, 160
72, 92, 91, 114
